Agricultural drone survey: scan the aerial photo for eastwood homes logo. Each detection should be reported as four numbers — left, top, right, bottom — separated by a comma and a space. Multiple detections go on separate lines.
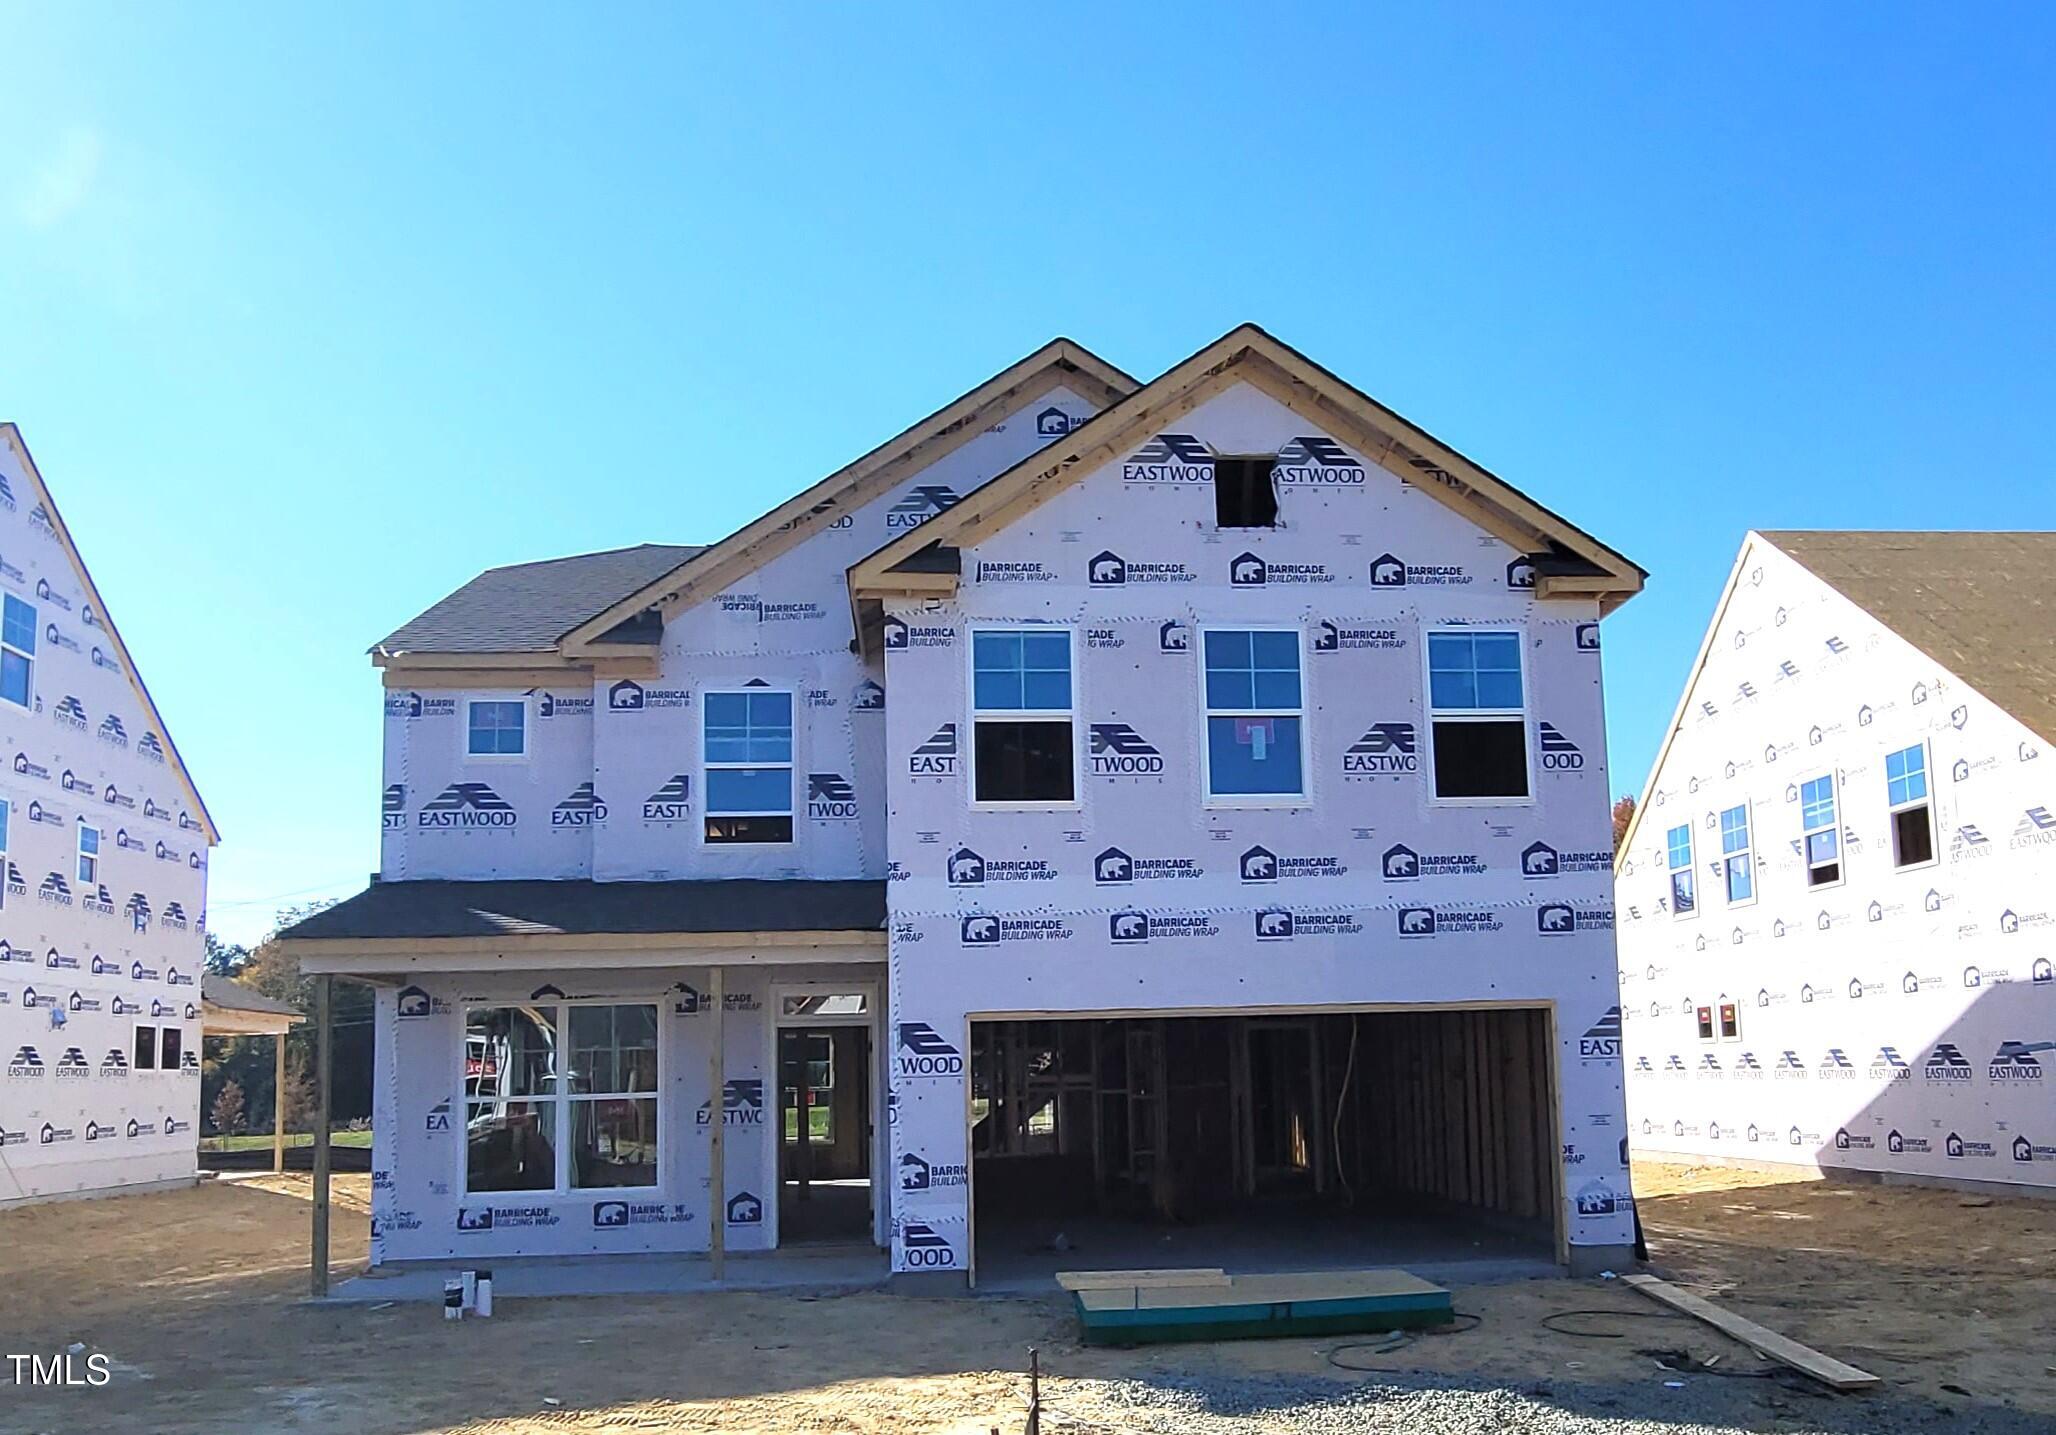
606, 679, 691, 711
946, 847, 1056, 885
1313, 620, 1404, 652
1577, 1007, 1622, 1060
98, 715, 128, 747
419, 783, 517, 829
1537, 903, 1613, 934
1092, 846, 1202, 885
1343, 723, 1418, 775
1089, 724, 1165, 777
1229, 552, 1332, 586
55, 1046, 90, 1078
1257, 908, 1363, 940
1086, 551, 1194, 586
1368, 552, 1470, 587
908, 724, 958, 777
1122, 433, 1212, 483
1239, 845, 1347, 882
535, 781, 605, 829
1989, 1040, 2050, 1080
1924, 1043, 1973, 1082
383, 690, 457, 719
38, 872, 72, 905
1109, 910, 1219, 943
894, 1023, 964, 1079
960, 914, 1073, 945
881, 616, 954, 650
696, 1078, 766, 1127
806, 773, 858, 820
642, 775, 692, 821
383, 784, 406, 830
2009, 807, 2056, 849
53, 695, 87, 730
1537, 723, 1586, 771
899, 1220, 957, 1268
1870, 1047, 1911, 1080
1380, 844, 1484, 880
885, 484, 962, 529
7, 1045, 43, 1077
1274, 435, 1365, 485
1519, 841, 1610, 876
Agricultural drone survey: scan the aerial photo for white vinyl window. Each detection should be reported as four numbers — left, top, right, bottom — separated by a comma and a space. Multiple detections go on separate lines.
1885, 743, 1935, 870
463, 1002, 660, 1196
1718, 803, 1754, 905
970, 628, 1076, 805
1695, 999, 1742, 1043
0, 594, 34, 709
76, 822, 100, 887
1201, 628, 1305, 802
1800, 773, 1841, 888
704, 689, 795, 843
466, 699, 526, 757
1425, 630, 1530, 801
1665, 823, 1695, 917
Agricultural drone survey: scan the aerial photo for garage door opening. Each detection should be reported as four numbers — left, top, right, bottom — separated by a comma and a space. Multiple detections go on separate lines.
968, 1009, 1560, 1288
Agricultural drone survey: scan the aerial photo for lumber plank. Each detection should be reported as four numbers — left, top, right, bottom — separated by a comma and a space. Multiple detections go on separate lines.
1623, 1274, 1880, 1390
1056, 1268, 1229, 1292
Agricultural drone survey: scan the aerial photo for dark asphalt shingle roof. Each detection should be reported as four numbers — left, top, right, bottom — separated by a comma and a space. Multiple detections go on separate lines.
278, 879, 888, 942
376, 544, 703, 655
1761, 530, 2056, 747
201, 974, 302, 1017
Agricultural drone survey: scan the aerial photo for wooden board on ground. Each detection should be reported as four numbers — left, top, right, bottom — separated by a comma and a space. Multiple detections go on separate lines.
1056, 1268, 1229, 1293
1623, 1274, 1879, 1391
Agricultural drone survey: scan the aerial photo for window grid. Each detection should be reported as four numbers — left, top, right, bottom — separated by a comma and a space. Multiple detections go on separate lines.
1665, 823, 1695, 916
1201, 628, 1305, 802
466, 700, 526, 757
0, 594, 34, 709
77, 823, 100, 886
463, 1002, 661, 1197
969, 628, 1076, 806
1719, 803, 1753, 904
704, 690, 795, 826
971, 630, 1073, 716
1885, 744, 1928, 810
1800, 773, 1841, 886
1425, 629, 1530, 803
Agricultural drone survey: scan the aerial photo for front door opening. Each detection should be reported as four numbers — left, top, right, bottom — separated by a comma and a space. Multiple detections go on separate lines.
778, 1023, 872, 1243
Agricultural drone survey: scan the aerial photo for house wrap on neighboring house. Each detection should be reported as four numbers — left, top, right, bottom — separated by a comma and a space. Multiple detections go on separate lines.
280, 325, 1648, 1284
1617, 531, 2056, 1190
0, 426, 219, 1206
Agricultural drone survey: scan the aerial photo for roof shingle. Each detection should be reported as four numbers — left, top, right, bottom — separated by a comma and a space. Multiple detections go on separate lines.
377, 544, 702, 655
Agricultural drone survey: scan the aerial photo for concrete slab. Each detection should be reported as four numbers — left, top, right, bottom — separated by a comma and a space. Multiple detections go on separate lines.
321, 1243, 889, 1304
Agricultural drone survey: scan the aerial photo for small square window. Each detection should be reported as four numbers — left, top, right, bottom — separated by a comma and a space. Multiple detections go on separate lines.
1718, 1002, 1740, 1041
1885, 744, 1933, 870
467, 700, 526, 757
160, 1026, 183, 1071
134, 1025, 157, 1071
1213, 458, 1279, 528
1695, 1005, 1715, 1041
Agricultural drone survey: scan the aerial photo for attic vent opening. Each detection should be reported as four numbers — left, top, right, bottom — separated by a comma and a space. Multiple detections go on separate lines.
1213, 457, 1279, 528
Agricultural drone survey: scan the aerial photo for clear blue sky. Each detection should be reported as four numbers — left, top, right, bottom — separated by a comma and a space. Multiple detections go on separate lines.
4, 7, 2050, 946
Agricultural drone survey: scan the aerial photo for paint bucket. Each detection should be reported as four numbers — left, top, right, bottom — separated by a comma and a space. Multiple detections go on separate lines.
461, 1270, 478, 1310
474, 1269, 493, 1318
443, 1278, 464, 1320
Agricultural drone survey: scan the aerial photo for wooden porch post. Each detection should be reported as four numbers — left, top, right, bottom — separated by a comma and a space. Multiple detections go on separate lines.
311, 973, 333, 1298
273, 1028, 288, 1175
708, 966, 726, 1282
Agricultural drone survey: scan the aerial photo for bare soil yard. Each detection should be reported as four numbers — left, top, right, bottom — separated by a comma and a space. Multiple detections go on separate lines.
1, 1162, 2051, 1433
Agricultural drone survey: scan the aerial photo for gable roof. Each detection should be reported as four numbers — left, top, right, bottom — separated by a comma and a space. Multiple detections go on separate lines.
0, 425, 220, 844
1761, 530, 2056, 748
555, 337, 1137, 656
376, 543, 702, 657
201, 973, 301, 1017
847, 323, 1645, 632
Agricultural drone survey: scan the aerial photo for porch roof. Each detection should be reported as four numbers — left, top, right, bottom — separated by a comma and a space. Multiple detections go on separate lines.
278, 878, 888, 944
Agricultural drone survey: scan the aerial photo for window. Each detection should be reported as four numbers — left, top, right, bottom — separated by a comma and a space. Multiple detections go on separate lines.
465, 1002, 659, 1194
1800, 773, 1841, 887
160, 1026, 183, 1072
1426, 630, 1529, 800
76, 823, 100, 887
704, 689, 794, 842
0, 594, 33, 708
1718, 804, 1754, 904
466, 699, 526, 757
0, 797, 10, 858
1695, 1004, 1715, 1040
134, 1025, 157, 1071
970, 629, 1074, 804
1213, 457, 1279, 528
1666, 824, 1696, 916
1885, 743, 1934, 869
1202, 629, 1304, 800
1718, 1000, 1741, 1041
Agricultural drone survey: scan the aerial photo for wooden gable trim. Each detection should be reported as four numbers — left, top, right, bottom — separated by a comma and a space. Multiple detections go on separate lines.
0, 425, 221, 844
559, 342, 1136, 657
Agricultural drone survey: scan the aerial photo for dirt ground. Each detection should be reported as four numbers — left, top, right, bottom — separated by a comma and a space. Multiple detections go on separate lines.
2, 1160, 2052, 1434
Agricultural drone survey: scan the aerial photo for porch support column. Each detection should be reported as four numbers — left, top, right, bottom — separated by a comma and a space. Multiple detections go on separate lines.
273, 1029, 288, 1175
708, 965, 726, 1283
311, 973, 333, 1298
